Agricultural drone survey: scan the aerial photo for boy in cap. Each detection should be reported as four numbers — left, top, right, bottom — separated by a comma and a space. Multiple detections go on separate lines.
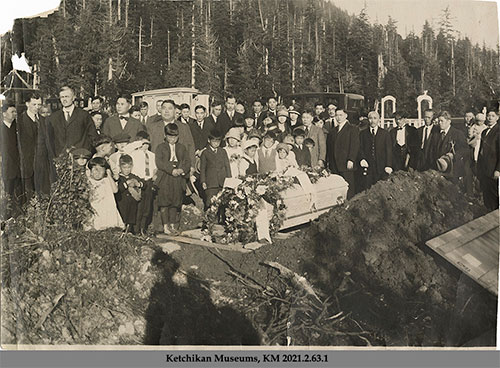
292, 128, 311, 167
130, 131, 157, 235
71, 147, 92, 168
93, 134, 115, 159
155, 123, 191, 235
257, 130, 277, 174
109, 133, 131, 179
200, 129, 231, 210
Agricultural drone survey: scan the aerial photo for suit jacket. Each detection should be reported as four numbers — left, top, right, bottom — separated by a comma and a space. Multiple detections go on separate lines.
416, 124, 439, 171
146, 119, 167, 154
0, 119, 21, 180
434, 126, 467, 177
304, 124, 327, 167
200, 147, 231, 188
292, 145, 311, 167
16, 112, 38, 178
34, 117, 57, 194
359, 127, 392, 176
390, 125, 418, 170
176, 120, 196, 169
189, 118, 215, 151
155, 142, 191, 187
102, 115, 145, 140
477, 123, 500, 178
146, 114, 162, 125
217, 111, 243, 137
47, 107, 97, 156
326, 122, 359, 173
255, 112, 266, 130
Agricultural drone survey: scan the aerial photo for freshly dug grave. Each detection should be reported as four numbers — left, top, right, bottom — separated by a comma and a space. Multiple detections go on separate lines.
167, 170, 497, 346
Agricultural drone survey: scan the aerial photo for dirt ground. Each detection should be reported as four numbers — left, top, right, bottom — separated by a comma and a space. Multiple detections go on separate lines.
161, 170, 497, 346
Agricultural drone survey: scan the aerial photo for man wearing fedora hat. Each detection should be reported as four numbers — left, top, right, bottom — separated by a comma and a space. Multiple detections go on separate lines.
434, 111, 467, 184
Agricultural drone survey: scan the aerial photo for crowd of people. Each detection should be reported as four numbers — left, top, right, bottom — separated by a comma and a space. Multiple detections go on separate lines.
1, 86, 499, 236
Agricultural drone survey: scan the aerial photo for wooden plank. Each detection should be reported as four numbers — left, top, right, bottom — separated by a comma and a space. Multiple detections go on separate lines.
478, 269, 500, 295
425, 210, 499, 295
155, 234, 252, 253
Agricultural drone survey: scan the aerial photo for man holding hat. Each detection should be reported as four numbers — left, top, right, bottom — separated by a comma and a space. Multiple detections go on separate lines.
200, 129, 231, 210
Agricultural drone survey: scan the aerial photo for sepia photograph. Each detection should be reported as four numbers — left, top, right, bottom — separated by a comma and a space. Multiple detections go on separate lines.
0, 0, 499, 353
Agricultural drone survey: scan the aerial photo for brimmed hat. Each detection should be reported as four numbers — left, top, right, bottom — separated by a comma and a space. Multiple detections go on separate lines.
113, 133, 131, 144
225, 128, 241, 141
277, 109, 289, 117
293, 127, 306, 137
283, 135, 295, 145
71, 148, 91, 159
276, 143, 290, 154
93, 134, 112, 148
288, 106, 300, 116
244, 112, 255, 120
437, 153, 454, 172
208, 129, 223, 140
233, 116, 245, 127
135, 130, 150, 144
242, 139, 259, 150
164, 123, 179, 136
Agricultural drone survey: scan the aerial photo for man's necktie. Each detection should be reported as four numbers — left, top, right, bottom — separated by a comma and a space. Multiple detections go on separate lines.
119, 116, 127, 121
64, 111, 70, 122
441, 130, 446, 141
371, 128, 375, 136
144, 151, 150, 177
305, 126, 309, 136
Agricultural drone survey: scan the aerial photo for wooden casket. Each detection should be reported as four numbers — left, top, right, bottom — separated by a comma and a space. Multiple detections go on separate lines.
279, 174, 348, 230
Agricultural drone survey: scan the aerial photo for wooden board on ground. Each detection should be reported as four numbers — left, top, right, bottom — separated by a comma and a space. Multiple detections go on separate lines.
426, 210, 499, 295
155, 233, 252, 253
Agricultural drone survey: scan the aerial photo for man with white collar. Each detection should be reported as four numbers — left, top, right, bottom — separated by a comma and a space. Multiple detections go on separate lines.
359, 111, 392, 190
433, 111, 467, 183
103, 95, 144, 140
390, 112, 418, 171
1, 102, 21, 211
47, 86, 97, 156
326, 108, 359, 198
477, 110, 500, 210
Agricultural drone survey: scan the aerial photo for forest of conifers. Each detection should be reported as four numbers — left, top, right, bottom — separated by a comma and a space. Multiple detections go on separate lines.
1, 0, 499, 115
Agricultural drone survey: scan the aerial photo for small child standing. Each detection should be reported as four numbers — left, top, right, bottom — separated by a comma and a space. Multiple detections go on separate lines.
115, 154, 144, 233
224, 128, 243, 178
130, 131, 157, 235
109, 133, 131, 179
200, 130, 231, 210
292, 128, 311, 167
155, 123, 191, 235
257, 131, 277, 174
239, 139, 260, 176
85, 157, 124, 230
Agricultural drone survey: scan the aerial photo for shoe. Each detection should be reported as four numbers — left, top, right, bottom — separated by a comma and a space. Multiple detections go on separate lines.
170, 224, 180, 236
163, 224, 172, 235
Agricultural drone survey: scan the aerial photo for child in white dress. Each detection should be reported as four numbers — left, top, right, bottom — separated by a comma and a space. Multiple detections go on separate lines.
85, 157, 124, 230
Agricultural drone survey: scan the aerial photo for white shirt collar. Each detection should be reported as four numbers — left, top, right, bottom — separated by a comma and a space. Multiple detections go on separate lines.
487, 122, 497, 131
441, 126, 451, 135
27, 110, 38, 122
163, 119, 175, 126
63, 104, 75, 114
337, 120, 347, 130
119, 113, 130, 118
3, 119, 13, 128
370, 126, 378, 134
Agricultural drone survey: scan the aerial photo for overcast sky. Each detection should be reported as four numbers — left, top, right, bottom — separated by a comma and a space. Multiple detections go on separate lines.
333, 0, 499, 48
0, 0, 499, 48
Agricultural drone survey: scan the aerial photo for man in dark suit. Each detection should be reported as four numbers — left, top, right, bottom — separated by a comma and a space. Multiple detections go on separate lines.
47, 86, 98, 156
301, 110, 327, 168
477, 111, 499, 210
326, 108, 360, 199
178, 103, 196, 126
253, 99, 266, 129
266, 96, 278, 117
1, 103, 21, 214
359, 111, 393, 190
390, 112, 418, 171
102, 96, 145, 140
415, 109, 439, 171
205, 100, 222, 132
433, 111, 468, 183
189, 105, 214, 153
17, 93, 42, 202
217, 95, 243, 137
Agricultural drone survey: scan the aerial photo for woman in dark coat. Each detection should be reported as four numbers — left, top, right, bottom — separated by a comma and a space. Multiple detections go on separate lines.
155, 123, 191, 235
